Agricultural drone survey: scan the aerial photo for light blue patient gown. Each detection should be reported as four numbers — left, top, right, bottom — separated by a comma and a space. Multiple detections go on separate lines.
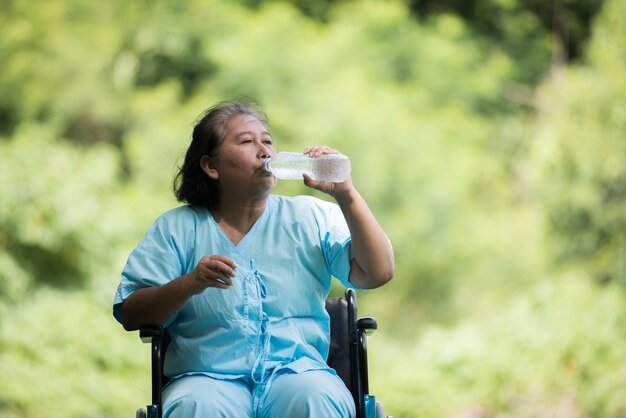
113, 195, 358, 418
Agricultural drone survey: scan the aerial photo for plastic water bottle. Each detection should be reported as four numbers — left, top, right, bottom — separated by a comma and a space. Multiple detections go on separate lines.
263, 152, 351, 182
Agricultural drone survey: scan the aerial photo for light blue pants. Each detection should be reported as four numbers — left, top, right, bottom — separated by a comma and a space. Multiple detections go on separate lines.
162, 370, 356, 418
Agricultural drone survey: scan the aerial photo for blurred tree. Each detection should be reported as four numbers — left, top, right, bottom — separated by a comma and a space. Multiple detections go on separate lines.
0, 126, 127, 297
0, 0, 550, 328
409, 0, 604, 61
235, 0, 604, 84
528, 0, 626, 287
0, 0, 622, 415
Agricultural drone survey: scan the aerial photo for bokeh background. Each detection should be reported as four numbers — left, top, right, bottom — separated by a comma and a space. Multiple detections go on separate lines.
1, 0, 625, 416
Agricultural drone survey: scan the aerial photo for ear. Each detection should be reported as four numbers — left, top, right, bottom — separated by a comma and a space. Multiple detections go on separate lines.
200, 155, 219, 180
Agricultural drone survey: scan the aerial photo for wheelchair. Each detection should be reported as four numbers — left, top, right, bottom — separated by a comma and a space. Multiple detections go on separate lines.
135, 289, 390, 418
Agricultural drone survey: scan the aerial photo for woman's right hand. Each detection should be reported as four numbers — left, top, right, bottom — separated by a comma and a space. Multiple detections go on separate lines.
119, 255, 237, 330
186, 255, 237, 294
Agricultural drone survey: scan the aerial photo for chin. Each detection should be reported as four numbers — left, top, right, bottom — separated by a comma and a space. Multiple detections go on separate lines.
257, 174, 277, 189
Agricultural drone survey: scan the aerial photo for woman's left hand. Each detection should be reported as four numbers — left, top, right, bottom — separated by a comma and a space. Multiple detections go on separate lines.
302, 146, 353, 197
304, 146, 394, 289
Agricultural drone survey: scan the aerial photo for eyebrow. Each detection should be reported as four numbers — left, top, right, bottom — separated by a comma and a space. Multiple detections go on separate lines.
236, 130, 272, 138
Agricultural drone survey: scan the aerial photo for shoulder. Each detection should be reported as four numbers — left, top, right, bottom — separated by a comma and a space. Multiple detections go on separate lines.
151, 205, 209, 234
269, 195, 343, 226
270, 194, 338, 214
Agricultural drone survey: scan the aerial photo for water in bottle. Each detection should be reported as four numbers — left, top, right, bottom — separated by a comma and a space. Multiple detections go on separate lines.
263, 152, 351, 182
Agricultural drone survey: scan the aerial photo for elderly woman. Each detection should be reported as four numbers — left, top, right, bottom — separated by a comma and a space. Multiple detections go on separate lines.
113, 99, 394, 418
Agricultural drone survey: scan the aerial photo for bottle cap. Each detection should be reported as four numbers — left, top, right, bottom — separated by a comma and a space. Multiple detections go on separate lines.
263, 158, 272, 173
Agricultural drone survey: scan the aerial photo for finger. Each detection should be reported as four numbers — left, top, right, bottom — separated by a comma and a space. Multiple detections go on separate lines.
213, 277, 229, 285
205, 265, 235, 285
209, 255, 238, 269
303, 174, 329, 192
312, 146, 329, 157
199, 257, 237, 278
196, 262, 234, 286
304, 146, 323, 157
213, 260, 237, 278
211, 277, 233, 288
205, 270, 233, 287
303, 173, 316, 187
306, 146, 338, 158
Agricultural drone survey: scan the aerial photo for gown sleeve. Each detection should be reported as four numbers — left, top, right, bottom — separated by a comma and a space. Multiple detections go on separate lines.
113, 209, 190, 326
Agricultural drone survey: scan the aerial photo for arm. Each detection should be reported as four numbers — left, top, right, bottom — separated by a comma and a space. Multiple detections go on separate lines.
333, 186, 395, 289
119, 255, 237, 331
120, 275, 194, 331
303, 146, 395, 289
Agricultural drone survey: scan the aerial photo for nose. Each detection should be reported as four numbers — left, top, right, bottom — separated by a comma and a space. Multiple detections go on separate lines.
258, 143, 272, 160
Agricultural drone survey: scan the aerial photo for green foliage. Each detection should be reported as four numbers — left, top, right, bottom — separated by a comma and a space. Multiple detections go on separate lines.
0, 125, 122, 296
528, 0, 626, 286
370, 276, 626, 417
0, 289, 149, 417
410, 0, 604, 63
0, 0, 623, 416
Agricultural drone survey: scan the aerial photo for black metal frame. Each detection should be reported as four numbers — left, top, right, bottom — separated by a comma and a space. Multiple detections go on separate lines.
344, 289, 378, 417
139, 325, 170, 417
137, 289, 379, 418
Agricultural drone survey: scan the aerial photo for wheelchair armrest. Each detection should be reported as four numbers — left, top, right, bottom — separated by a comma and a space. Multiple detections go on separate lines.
357, 317, 378, 336
139, 325, 163, 343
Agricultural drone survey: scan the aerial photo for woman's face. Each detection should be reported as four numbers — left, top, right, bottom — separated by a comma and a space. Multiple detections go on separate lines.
206, 113, 277, 197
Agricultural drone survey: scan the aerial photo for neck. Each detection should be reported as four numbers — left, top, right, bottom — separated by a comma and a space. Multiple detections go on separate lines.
210, 196, 268, 245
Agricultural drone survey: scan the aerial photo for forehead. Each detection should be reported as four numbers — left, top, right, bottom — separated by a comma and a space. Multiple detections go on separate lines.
226, 113, 267, 135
